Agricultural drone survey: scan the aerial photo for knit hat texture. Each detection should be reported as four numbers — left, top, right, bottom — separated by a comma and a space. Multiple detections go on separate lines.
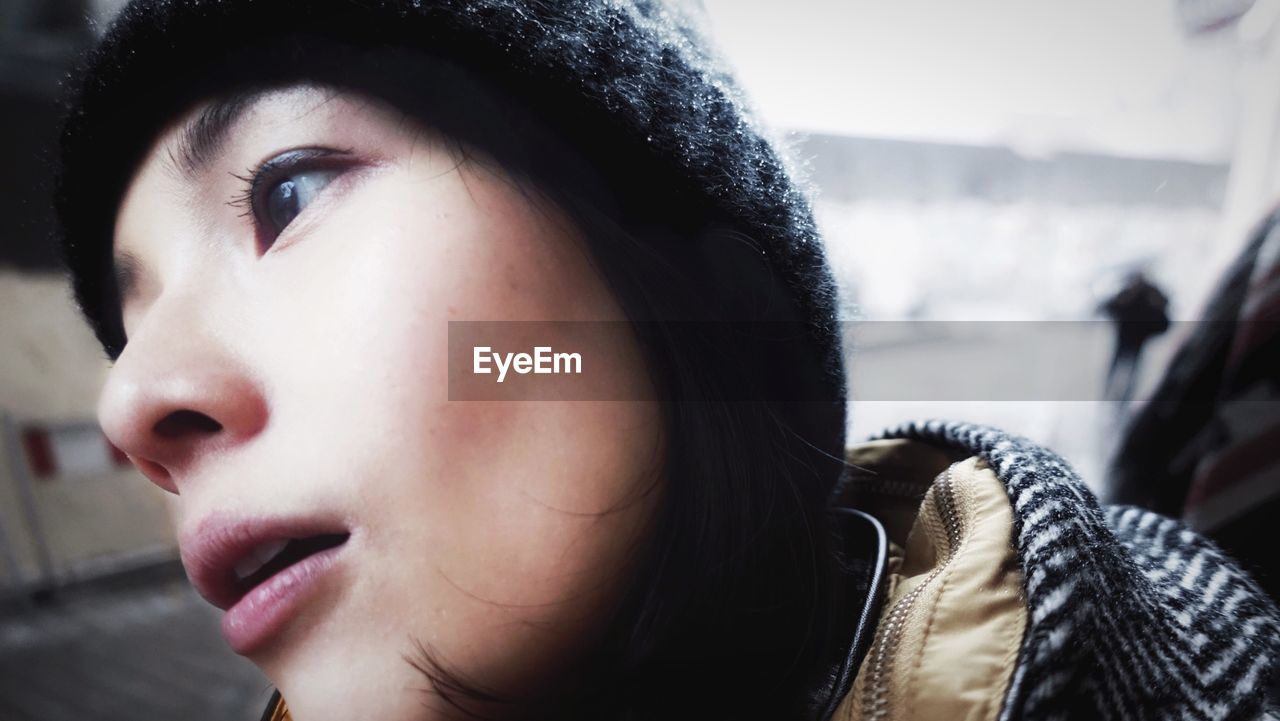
55, 0, 848, 473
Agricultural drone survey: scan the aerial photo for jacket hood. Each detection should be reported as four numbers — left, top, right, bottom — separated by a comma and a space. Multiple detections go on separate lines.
861, 420, 1280, 720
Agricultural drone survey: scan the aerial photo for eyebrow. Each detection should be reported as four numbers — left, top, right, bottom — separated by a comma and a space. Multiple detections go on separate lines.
170, 91, 262, 176
112, 91, 264, 303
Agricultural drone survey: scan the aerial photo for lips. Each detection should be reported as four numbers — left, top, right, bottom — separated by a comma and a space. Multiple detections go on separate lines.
180, 513, 351, 612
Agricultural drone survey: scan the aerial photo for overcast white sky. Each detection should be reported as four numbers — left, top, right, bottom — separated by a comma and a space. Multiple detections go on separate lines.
703, 0, 1248, 162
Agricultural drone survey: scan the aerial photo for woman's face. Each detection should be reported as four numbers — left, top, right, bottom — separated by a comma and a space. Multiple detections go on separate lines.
100, 85, 664, 720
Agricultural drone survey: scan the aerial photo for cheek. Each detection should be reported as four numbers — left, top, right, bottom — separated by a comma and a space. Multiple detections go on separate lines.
259, 162, 663, 681
255, 164, 537, 440
386, 398, 662, 697
333, 167, 662, 587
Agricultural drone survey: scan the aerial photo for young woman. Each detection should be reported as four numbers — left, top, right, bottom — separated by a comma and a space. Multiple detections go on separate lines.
54, 2, 1279, 720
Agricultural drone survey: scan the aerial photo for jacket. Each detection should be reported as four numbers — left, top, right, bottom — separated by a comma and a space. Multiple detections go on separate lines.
819, 420, 1280, 720
260, 420, 1280, 720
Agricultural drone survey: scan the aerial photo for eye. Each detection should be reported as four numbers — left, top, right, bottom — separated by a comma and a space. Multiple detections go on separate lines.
232, 148, 353, 250
262, 168, 338, 235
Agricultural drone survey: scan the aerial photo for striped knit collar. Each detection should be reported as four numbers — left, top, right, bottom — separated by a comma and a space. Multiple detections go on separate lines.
872, 420, 1280, 720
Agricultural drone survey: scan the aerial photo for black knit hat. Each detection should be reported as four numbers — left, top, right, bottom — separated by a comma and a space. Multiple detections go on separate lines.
55, 0, 848, 477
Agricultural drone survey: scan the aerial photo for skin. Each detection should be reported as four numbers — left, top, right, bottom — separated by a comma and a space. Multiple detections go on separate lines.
98, 85, 665, 720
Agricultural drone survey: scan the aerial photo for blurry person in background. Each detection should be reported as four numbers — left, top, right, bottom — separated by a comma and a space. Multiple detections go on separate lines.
54, 1, 1279, 720
1099, 269, 1170, 405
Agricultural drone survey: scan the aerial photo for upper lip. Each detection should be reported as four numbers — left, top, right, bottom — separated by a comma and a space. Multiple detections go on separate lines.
180, 512, 351, 610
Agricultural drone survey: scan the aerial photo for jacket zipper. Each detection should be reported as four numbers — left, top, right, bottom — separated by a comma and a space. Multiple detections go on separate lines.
861, 463, 965, 720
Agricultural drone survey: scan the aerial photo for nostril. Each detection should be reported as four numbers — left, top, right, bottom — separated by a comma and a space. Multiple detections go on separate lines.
153, 409, 223, 439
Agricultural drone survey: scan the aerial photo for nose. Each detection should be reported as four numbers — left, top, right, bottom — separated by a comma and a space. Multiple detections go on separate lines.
97, 311, 269, 494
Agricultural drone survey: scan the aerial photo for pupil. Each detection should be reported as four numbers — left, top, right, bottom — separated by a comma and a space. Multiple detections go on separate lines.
267, 180, 299, 231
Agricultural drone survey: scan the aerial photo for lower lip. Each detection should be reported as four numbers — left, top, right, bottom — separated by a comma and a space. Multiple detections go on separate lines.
220, 543, 347, 655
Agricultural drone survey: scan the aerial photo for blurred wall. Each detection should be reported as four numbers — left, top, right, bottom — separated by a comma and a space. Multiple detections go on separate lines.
0, 274, 178, 598
0, 0, 176, 600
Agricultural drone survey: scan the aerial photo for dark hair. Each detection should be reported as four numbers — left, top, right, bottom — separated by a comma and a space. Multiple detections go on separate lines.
68, 37, 855, 721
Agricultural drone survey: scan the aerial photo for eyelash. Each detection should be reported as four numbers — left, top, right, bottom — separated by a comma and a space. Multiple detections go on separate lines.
227, 147, 355, 249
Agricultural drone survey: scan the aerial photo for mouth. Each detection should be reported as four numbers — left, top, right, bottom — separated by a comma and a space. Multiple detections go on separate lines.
232, 533, 349, 598
181, 515, 352, 612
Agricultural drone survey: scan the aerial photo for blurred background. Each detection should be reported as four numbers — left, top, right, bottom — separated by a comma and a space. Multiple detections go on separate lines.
1, 0, 1277, 718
